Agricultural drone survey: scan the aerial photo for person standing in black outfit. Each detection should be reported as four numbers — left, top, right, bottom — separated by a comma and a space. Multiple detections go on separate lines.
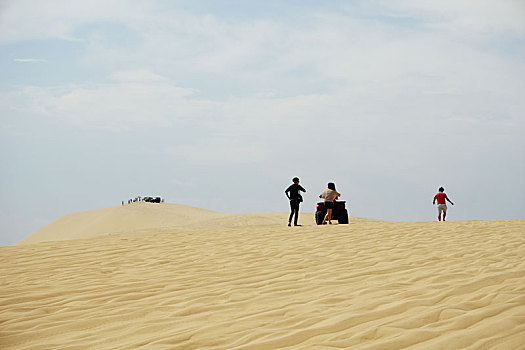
285, 177, 306, 227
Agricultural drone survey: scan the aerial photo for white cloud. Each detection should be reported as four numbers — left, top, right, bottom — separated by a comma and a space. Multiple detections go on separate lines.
13, 58, 46, 63
3, 7, 523, 162
4, 72, 200, 130
166, 137, 268, 165
0, 0, 154, 44
110, 70, 170, 83
379, 0, 525, 36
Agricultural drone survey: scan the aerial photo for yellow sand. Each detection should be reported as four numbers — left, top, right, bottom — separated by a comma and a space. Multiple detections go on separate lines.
1, 203, 524, 349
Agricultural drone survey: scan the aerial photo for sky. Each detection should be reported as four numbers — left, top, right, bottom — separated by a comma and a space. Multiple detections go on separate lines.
1, 0, 524, 245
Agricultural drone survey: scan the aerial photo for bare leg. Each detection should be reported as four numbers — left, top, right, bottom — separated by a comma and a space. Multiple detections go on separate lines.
438, 213, 441, 221
443, 211, 446, 221
322, 209, 332, 224
323, 209, 333, 224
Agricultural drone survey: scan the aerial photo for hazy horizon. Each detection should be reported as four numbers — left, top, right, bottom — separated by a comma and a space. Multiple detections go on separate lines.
1, 0, 524, 245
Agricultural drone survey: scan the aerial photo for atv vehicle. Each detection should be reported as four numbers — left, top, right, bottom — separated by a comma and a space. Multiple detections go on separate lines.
315, 200, 349, 225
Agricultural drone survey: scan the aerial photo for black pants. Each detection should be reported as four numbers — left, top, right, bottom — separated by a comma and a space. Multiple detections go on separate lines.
289, 200, 300, 225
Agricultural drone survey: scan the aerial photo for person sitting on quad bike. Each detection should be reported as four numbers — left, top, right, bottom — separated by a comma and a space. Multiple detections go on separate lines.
319, 182, 341, 225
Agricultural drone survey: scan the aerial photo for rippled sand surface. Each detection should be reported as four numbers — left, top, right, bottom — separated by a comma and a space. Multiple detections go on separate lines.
1, 204, 524, 349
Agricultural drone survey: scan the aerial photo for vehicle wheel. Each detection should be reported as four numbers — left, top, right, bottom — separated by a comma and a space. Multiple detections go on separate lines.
315, 211, 324, 225
338, 209, 349, 224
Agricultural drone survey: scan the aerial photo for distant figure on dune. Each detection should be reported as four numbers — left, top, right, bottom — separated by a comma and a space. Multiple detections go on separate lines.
285, 177, 306, 227
433, 187, 454, 221
319, 182, 341, 225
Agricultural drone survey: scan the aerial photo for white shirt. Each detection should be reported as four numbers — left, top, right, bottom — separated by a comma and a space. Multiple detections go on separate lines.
320, 189, 340, 202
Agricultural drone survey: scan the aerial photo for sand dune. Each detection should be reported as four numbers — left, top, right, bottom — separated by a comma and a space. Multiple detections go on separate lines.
17, 202, 225, 245
1, 204, 524, 349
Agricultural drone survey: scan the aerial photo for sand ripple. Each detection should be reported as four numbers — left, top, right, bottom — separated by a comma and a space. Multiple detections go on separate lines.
1, 219, 524, 349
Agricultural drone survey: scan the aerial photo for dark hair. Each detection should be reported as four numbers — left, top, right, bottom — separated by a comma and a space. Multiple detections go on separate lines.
293, 177, 300, 183
439, 187, 444, 192
328, 182, 336, 190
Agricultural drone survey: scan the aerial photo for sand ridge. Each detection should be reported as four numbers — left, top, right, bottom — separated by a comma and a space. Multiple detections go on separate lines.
1, 205, 524, 349
16, 202, 225, 245
17, 202, 387, 245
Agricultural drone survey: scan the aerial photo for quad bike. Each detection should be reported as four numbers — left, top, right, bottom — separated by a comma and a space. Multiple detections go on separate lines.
315, 200, 349, 225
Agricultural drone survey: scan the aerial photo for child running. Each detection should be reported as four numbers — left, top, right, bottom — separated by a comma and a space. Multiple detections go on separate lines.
433, 187, 454, 221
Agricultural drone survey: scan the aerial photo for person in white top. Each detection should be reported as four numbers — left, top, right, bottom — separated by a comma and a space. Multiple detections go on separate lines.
319, 182, 341, 225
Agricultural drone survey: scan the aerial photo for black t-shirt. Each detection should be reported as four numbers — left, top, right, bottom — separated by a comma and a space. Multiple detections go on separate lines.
285, 183, 306, 201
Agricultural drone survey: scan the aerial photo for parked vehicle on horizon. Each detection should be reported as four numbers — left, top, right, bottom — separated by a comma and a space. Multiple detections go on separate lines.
143, 197, 162, 203
315, 200, 349, 225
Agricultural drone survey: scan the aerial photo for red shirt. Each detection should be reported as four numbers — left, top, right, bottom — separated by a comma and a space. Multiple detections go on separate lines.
434, 192, 448, 205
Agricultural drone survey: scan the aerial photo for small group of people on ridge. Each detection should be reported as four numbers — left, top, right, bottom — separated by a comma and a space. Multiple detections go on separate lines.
285, 177, 341, 226
286, 177, 456, 226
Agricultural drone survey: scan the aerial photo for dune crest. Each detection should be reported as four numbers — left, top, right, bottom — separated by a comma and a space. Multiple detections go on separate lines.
17, 202, 224, 245
18, 203, 384, 245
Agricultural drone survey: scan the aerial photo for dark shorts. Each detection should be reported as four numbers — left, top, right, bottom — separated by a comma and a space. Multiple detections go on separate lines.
325, 201, 334, 209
